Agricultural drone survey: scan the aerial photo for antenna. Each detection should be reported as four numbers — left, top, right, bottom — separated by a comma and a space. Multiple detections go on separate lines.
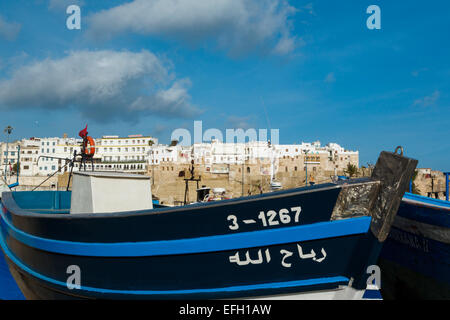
260, 96, 272, 132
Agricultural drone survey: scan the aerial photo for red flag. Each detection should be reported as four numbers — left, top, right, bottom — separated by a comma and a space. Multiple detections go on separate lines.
78, 125, 88, 138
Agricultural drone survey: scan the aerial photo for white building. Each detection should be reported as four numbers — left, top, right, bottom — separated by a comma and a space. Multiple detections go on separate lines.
0, 134, 158, 177
95, 135, 157, 172
0, 141, 21, 178
148, 139, 359, 174
1, 134, 358, 178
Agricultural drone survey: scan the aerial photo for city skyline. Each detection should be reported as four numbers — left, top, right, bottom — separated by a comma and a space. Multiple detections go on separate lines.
0, 133, 359, 180
0, 1, 448, 171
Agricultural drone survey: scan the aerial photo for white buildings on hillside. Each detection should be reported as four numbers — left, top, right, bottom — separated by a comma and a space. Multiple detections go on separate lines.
0, 134, 358, 178
0, 134, 157, 177
149, 139, 359, 174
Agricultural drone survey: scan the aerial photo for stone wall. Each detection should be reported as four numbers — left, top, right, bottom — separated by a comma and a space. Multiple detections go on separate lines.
11, 175, 59, 191
413, 170, 448, 200
52, 164, 450, 204
147, 160, 352, 205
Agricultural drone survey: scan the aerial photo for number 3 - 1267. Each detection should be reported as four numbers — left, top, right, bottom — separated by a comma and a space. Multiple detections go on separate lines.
258, 207, 302, 227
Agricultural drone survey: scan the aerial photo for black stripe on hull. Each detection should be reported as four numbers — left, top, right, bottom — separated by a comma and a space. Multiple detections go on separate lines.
5, 256, 349, 300
3, 187, 343, 243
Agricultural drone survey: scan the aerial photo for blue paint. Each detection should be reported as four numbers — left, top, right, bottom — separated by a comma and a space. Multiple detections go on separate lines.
379, 192, 450, 298
398, 193, 450, 227
0, 250, 24, 300
1, 210, 371, 257
11, 191, 71, 211
362, 289, 382, 299
383, 227, 450, 284
0, 234, 349, 296
403, 192, 450, 209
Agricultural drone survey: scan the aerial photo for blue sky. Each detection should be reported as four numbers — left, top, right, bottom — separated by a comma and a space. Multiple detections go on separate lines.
0, 0, 449, 171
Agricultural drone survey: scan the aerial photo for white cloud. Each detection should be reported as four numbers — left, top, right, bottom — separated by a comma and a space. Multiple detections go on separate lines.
324, 72, 335, 83
87, 0, 299, 56
300, 2, 315, 16
0, 15, 21, 41
413, 90, 440, 107
0, 50, 202, 122
272, 35, 298, 56
226, 115, 255, 129
411, 68, 428, 77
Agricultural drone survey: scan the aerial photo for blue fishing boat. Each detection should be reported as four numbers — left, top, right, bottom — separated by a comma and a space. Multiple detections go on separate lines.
378, 174, 450, 299
0, 148, 416, 300
0, 248, 24, 300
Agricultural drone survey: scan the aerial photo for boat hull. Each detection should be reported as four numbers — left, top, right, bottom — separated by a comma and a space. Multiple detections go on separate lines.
0, 246, 24, 300
0, 151, 417, 299
378, 193, 450, 299
1, 208, 379, 299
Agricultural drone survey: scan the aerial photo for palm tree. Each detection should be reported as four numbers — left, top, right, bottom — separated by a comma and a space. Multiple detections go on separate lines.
4, 125, 13, 135
345, 163, 358, 177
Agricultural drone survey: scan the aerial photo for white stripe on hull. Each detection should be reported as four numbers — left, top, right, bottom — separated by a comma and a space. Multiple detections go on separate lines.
244, 285, 367, 300
402, 198, 450, 211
